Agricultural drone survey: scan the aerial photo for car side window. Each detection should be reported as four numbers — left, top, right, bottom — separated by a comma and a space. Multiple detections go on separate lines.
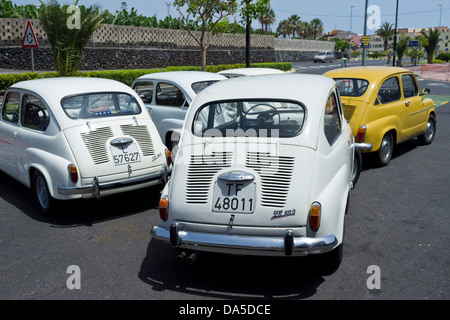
2, 91, 20, 124
324, 92, 341, 145
377, 76, 401, 104
133, 81, 153, 104
21, 94, 50, 132
155, 82, 186, 107
401, 74, 418, 98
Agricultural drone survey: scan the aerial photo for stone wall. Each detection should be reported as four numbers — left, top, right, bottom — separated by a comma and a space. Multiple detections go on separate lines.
0, 18, 334, 71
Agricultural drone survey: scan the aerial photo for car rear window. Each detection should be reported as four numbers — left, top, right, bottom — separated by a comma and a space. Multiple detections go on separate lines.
193, 100, 305, 138
334, 78, 369, 97
61, 92, 141, 119
191, 80, 221, 94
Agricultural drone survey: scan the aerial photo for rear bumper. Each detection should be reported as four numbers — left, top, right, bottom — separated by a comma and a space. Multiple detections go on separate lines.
151, 223, 337, 257
58, 165, 170, 198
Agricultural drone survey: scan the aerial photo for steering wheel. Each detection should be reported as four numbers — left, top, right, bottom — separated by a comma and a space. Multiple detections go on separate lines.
243, 103, 280, 130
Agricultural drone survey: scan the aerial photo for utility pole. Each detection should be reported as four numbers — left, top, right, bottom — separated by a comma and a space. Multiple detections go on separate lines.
362, 0, 368, 66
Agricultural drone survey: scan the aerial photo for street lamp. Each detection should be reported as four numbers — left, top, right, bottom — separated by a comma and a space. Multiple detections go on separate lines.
362, 0, 368, 66
438, 4, 443, 30
349, 5, 355, 60
392, 0, 399, 66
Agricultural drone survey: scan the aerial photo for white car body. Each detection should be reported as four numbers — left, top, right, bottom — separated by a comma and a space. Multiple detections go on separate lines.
132, 71, 226, 149
151, 74, 356, 266
0, 77, 169, 214
218, 67, 286, 78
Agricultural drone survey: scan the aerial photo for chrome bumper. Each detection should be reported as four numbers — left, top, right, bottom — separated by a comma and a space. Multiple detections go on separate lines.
151, 223, 337, 257
354, 142, 372, 150
58, 166, 170, 199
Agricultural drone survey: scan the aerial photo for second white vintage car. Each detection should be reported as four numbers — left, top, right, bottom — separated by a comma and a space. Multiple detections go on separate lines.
0, 77, 170, 215
151, 74, 360, 268
132, 71, 227, 149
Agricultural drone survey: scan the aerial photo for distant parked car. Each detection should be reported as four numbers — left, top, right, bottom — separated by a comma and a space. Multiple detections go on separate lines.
151, 74, 361, 268
324, 66, 436, 166
0, 78, 170, 214
314, 51, 335, 63
132, 71, 226, 149
218, 67, 286, 78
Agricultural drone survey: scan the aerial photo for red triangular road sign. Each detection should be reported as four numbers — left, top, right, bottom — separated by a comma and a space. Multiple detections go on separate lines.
22, 20, 39, 48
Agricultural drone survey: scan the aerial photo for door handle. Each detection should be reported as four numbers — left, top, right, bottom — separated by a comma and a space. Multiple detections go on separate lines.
405, 101, 411, 106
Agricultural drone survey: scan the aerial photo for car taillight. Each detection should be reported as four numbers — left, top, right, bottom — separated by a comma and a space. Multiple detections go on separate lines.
68, 164, 78, 183
309, 202, 321, 232
165, 149, 172, 166
159, 196, 169, 221
357, 125, 367, 142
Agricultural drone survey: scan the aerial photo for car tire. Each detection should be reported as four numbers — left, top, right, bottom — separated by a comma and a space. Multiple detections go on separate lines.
417, 114, 436, 145
352, 149, 362, 187
376, 132, 394, 166
32, 170, 56, 216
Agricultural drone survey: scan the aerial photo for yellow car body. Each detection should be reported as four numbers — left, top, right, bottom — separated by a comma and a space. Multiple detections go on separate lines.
324, 66, 436, 165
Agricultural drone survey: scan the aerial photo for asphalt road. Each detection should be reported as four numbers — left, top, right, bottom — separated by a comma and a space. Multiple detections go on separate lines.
1, 61, 449, 304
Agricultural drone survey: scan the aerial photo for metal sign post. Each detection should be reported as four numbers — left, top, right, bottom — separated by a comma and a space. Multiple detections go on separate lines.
22, 21, 39, 72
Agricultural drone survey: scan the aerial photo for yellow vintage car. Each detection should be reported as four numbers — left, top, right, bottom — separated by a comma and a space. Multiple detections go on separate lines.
324, 66, 436, 166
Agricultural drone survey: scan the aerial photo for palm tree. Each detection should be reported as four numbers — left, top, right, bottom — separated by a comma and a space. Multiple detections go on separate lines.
258, 7, 275, 34
310, 18, 323, 39
38, 0, 103, 76
421, 27, 441, 63
287, 14, 301, 37
376, 22, 395, 51
395, 34, 411, 66
276, 19, 290, 38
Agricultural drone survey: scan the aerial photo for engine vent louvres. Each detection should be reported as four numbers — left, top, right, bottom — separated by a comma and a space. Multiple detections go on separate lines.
81, 127, 114, 165
120, 124, 155, 157
186, 152, 232, 204
246, 152, 294, 208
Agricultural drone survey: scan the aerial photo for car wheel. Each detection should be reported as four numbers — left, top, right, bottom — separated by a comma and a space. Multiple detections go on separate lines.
417, 114, 436, 145
352, 149, 362, 187
377, 132, 394, 166
32, 170, 56, 215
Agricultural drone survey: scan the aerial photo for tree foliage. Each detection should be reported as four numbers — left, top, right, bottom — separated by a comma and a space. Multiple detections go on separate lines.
376, 22, 395, 51
421, 27, 441, 63
38, 0, 103, 76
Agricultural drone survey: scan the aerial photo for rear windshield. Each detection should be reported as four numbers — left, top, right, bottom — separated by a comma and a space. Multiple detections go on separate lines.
191, 80, 221, 94
61, 92, 141, 119
193, 100, 305, 138
334, 78, 369, 97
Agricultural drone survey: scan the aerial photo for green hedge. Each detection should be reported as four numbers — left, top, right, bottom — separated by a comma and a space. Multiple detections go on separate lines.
0, 62, 292, 90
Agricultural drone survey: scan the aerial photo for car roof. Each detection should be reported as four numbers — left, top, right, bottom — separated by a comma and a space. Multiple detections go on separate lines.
183, 74, 336, 147
135, 71, 226, 84
218, 67, 285, 77
324, 66, 412, 81
10, 77, 134, 98
191, 73, 335, 117
134, 71, 226, 99
8, 77, 146, 128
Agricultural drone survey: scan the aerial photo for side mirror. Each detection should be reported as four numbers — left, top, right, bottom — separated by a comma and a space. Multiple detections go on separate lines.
421, 88, 430, 95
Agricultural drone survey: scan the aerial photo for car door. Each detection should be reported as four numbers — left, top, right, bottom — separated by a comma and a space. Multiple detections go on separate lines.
375, 75, 408, 142
401, 73, 427, 137
148, 81, 189, 145
0, 90, 21, 177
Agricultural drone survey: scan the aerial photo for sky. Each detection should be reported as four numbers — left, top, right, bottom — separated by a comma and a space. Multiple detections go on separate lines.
12, 0, 450, 35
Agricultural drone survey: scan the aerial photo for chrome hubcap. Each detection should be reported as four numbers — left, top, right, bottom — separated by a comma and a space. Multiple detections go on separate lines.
36, 176, 49, 209
380, 136, 391, 161
425, 121, 434, 141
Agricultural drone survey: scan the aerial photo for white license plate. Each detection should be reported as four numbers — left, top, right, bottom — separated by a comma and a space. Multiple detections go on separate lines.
212, 181, 256, 214
110, 143, 141, 166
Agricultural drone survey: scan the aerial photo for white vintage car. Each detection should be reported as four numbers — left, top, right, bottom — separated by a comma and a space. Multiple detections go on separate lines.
151, 74, 360, 267
132, 71, 226, 149
0, 77, 170, 215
